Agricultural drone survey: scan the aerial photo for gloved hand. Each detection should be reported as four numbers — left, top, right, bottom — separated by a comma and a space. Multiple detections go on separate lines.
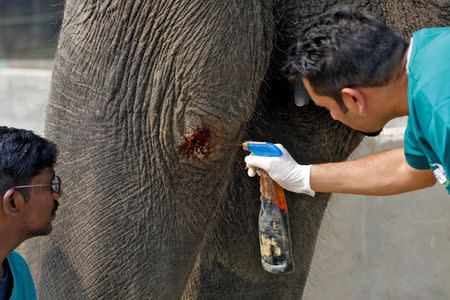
244, 144, 315, 196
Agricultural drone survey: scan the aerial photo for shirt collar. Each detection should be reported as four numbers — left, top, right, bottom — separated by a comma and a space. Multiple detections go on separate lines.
406, 37, 413, 75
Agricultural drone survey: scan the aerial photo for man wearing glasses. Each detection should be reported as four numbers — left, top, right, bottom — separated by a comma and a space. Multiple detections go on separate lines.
0, 127, 62, 300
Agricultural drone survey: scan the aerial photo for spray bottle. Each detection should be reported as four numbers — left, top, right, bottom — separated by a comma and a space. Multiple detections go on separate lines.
243, 141, 294, 274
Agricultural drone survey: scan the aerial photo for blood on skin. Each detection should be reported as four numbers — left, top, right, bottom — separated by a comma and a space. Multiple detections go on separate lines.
178, 127, 212, 159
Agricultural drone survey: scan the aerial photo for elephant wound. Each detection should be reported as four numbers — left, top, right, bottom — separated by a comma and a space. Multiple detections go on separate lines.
178, 128, 212, 159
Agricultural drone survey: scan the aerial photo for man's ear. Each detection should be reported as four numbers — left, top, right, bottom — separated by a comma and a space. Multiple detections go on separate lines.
341, 88, 366, 116
2, 189, 22, 216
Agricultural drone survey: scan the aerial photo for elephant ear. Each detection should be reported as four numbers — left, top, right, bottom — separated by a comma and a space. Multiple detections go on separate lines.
291, 76, 310, 106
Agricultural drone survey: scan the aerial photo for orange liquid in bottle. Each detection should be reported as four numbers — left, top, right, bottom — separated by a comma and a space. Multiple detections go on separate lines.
258, 171, 294, 274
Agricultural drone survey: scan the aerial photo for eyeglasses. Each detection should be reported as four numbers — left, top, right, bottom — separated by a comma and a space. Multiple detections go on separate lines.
12, 175, 62, 194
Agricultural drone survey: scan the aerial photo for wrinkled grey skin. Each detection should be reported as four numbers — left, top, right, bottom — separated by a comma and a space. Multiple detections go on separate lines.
26, 0, 448, 299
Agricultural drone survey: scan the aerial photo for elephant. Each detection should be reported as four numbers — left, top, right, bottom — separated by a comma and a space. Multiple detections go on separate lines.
25, 0, 448, 299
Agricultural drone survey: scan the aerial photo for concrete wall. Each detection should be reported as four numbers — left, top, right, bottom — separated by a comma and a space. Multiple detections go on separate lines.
2, 67, 449, 299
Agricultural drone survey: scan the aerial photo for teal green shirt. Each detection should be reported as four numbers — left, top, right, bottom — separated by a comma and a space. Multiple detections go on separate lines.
405, 27, 450, 194
6, 251, 37, 300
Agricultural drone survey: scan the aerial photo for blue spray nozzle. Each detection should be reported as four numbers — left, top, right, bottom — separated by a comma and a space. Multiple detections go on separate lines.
243, 141, 282, 157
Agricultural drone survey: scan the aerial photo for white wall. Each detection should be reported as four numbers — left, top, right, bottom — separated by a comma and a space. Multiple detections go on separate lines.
2, 66, 449, 299
0, 67, 51, 135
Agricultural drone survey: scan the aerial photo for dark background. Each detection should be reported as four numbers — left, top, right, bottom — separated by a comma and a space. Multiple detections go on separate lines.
0, 0, 64, 59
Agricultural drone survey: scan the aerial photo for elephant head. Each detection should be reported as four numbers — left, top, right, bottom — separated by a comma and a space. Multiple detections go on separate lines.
28, 0, 448, 298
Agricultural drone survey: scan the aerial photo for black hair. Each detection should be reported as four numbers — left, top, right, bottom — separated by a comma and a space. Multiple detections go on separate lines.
284, 5, 408, 111
0, 127, 58, 199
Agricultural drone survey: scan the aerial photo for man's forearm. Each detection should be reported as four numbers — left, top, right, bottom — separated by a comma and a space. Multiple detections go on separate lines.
310, 147, 436, 195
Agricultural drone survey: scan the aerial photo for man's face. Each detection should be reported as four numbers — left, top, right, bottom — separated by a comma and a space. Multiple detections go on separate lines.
302, 78, 385, 136
22, 167, 62, 237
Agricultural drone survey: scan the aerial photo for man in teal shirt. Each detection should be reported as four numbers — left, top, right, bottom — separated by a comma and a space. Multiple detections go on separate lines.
245, 5, 449, 196
405, 28, 450, 191
0, 127, 63, 299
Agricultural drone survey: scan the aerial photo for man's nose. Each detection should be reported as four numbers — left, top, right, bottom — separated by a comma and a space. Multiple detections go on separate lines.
330, 111, 337, 120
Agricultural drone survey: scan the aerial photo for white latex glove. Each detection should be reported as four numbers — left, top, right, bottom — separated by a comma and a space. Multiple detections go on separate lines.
244, 144, 315, 196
